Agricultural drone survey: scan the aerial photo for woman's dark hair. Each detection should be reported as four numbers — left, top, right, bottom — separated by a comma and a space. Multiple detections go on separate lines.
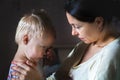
64, 0, 120, 23
64, 0, 120, 40
55, 42, 89, 80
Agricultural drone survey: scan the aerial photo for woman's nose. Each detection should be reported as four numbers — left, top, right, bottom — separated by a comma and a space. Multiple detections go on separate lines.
72, 28, 78, 36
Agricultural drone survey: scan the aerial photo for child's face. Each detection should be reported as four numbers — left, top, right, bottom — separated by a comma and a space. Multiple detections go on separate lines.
24, 34, 54, 63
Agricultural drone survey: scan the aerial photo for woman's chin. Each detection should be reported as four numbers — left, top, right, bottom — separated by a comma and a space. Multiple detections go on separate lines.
83, 41, 91, 44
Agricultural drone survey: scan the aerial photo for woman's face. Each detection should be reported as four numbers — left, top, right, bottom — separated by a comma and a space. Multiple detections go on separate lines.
66, 12, 102, 44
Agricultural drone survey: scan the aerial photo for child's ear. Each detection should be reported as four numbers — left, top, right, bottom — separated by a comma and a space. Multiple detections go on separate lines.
23, 35, 29, 45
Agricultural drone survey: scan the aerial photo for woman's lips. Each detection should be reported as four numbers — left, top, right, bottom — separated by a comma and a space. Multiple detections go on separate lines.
79, 37, 84, 40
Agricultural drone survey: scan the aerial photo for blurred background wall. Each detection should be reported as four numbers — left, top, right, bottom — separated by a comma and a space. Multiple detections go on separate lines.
0, 0, 79, 79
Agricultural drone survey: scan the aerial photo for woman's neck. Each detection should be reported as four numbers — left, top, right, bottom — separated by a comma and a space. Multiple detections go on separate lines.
93, 36, 116, 48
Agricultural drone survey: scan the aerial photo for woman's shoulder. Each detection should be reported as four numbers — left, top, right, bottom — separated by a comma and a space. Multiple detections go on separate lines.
104, 37, 120, 52
101, 37, 120, 62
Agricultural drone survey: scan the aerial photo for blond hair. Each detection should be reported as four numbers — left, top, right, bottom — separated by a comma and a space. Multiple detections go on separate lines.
15, 9, 55, 44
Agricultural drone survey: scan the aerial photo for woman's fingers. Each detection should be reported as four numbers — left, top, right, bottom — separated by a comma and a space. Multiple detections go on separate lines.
12, 66, 28, 75
11, 71, 20, 80
11, 61, 42, 80
11, 68, 27, 80
26, 60, 36, 68
12, 61, 31, 71
12, 72, 26, 80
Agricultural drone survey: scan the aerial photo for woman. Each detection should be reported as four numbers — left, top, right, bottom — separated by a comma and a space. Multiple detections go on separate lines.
11, 0, 120, 80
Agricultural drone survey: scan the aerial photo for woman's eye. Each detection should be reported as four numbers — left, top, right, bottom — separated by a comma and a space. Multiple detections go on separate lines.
75, 25, 81, 29
71, 24, 82, 29
76, 26, 81, 29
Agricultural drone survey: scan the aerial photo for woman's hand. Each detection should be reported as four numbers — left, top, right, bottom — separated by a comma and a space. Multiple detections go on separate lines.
11, 60, 43, 80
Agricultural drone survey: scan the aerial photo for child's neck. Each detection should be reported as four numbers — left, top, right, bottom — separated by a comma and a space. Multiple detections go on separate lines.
13, 46, 38, 66
13, 51, 38, 66
13, 45, 28, 62
13, 48, 27, 63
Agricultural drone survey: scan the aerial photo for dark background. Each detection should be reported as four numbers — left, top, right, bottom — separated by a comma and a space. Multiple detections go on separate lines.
0, 0, 79, 79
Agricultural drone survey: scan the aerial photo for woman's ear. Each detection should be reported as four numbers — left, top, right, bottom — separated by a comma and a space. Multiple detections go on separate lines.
23, 35, 29, 45
95, 17, 104, 32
